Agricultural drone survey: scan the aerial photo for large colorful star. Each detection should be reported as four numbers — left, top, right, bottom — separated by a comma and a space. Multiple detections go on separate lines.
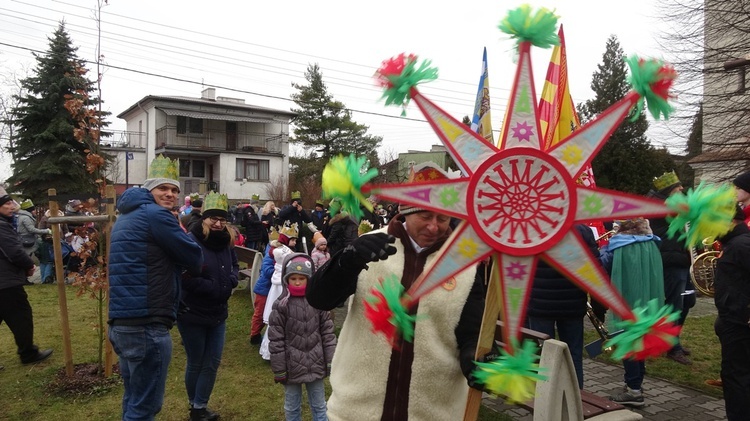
364, 41, 676, 350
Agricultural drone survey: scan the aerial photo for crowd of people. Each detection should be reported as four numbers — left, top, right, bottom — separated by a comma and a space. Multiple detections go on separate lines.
1, 158, 749, 420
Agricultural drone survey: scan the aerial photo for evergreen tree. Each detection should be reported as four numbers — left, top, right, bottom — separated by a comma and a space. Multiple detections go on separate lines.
6, 23, 108, 202
290, 64, 382, 167
579, 36, 673, 194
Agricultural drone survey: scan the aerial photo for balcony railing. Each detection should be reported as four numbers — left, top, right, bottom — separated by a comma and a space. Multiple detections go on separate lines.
101, 130, 147, 148
156, 126, 283, 154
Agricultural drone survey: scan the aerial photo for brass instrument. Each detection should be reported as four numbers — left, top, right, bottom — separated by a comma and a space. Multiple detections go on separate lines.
596, 229, 616, 242
584, 302, 622, 358
690, 238, 720, 297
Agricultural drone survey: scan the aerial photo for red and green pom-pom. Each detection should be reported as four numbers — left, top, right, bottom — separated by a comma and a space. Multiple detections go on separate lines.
605, 300, 681, 361
665, 182, 736, 247
471, 339, 547, 403
374, 53, 438, 116
321, 154, 378, 220
363, 275, 417, 347
626, 56, 677, 120
498, 5, 559, 50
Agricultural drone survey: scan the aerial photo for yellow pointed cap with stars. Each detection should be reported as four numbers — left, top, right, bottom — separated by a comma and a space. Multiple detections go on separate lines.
142, 155, 180, 191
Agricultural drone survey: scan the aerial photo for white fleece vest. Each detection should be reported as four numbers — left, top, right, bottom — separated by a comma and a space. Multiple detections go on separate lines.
327, 230, 476, 420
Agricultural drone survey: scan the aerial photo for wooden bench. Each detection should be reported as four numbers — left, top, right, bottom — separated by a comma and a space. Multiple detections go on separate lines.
233, 246, 263, 299
492, 322, 641, 421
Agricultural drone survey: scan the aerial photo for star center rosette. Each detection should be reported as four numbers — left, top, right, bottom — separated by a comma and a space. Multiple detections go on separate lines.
319, 4, 739, 404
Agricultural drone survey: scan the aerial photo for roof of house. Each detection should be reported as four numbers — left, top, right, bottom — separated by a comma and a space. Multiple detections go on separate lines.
117, 94, 297, 119
688, 148, 750, 164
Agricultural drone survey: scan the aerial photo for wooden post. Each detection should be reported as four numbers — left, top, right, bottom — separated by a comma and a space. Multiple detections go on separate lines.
103, 185, 115, 376
463, 258, 501, 420
49, 189, 74, 376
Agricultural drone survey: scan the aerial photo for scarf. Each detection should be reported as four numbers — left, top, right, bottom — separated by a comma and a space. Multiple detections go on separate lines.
190, 222, 231, 251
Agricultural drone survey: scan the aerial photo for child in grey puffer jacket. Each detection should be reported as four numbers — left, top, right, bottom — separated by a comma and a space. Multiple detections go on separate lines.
269, 253, 336, 421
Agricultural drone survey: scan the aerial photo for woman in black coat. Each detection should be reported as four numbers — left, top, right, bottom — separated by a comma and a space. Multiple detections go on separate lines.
179, 204, 239, 421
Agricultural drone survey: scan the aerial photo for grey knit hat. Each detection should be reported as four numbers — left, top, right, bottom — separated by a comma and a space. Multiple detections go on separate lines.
282, 253, 314, 283
142, 177, 181, 192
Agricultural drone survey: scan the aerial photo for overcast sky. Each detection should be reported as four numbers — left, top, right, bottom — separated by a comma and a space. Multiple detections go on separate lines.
0, 0, 683, 183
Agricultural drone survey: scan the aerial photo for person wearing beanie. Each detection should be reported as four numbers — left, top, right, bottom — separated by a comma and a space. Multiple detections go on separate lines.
109, 155, 203, 420
15, 199, 52, 265
311, 237, 330, 268
0, 187, 54, 365
180, 195, 192, 215
306, 165, 486, 421
178, 191, 238, 421
733, 170, 750, 227
647, 171, 694, 366
711, 204, 750, 420
183, 198, 204, 232
269, 253, 336, 421
311, 201, 329, 233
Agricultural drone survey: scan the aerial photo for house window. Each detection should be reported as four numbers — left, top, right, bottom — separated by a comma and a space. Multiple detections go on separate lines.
179, 159, 206, 177
179, 160, 191, 177
192, 160, 205, 178
236, 159, 270, 181
176, 116, 203, 134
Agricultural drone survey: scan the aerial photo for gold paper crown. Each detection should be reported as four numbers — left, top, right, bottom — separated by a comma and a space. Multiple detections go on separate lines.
280, 222, 299, 238
291, 191, 301, 200
189, 192, 200, 201
19, 199, 34, 210
653, 171, 681, 191
147, 154, 179, 180
251, 194, 260, 201
203, 191, 228, 213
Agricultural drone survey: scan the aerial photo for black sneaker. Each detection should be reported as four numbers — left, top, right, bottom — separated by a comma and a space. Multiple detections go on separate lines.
205, 408, 219, 421
21, 349, 53, 365
666, 350, 692, 365
609, 388, 645, 407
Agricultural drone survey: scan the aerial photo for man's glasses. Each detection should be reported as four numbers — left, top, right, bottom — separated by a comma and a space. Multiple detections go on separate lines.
208, 216, 227, 226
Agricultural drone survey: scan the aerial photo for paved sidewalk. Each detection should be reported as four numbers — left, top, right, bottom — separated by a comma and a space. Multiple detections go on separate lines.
482, 357, 727, 420
483, 296, 727, 420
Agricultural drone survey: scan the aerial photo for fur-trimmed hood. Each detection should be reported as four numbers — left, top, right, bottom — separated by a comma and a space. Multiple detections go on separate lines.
615, 218, 652, 236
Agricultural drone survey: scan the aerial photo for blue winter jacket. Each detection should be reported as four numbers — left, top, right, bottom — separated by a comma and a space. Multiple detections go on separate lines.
253, 243, 275, 296
108, 188, 203, 324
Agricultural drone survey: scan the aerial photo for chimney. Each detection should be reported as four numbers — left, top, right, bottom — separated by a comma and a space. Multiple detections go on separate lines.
201, 88, 216, 101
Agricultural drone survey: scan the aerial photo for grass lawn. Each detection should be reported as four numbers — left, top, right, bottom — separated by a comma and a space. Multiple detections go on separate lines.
0, 285, 509, 421
585, 311, 723, 398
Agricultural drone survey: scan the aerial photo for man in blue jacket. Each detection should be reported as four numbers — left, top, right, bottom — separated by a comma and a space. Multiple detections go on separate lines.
108, 156, 203, 421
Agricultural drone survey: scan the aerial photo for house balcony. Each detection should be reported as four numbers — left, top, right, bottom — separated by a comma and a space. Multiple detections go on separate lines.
155, 126, 284, 154
101, 130, 147, 149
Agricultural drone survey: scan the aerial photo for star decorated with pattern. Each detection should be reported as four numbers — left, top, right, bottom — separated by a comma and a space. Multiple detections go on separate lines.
365, 42, 677, 350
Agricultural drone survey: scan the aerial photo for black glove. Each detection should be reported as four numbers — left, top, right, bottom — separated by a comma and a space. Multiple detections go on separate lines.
341, 233, 397, 269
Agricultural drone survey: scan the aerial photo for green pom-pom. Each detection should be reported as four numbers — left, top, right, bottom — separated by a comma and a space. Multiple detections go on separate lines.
471, 339, 546, 403
626, 55, 677, 121
374, 54, 439, 116
498, 5, 559, 50
665, 182, 736, 247
605, 299, 681, 361
322, 155, 378, 220
364, 275, 417, 346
